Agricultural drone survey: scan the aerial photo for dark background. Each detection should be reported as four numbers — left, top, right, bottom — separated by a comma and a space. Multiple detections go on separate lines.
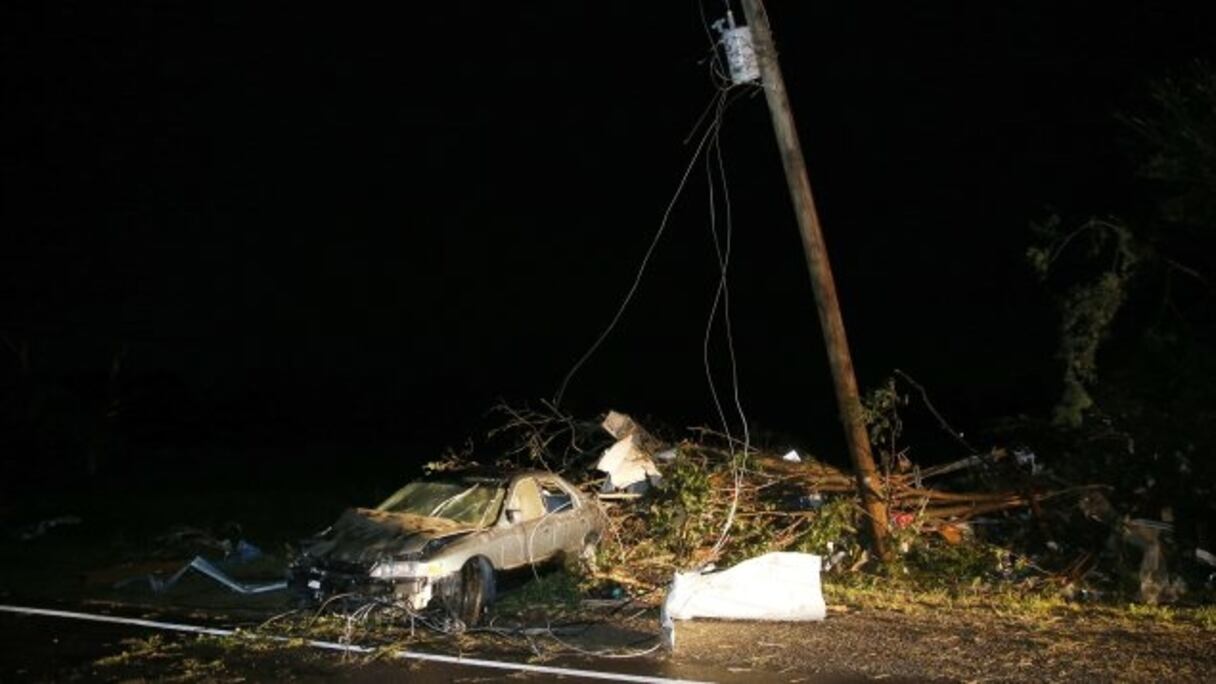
3, 2, 1215, 478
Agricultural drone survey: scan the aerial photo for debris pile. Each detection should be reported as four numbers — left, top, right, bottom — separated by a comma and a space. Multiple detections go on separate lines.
473, 403, 1110, 596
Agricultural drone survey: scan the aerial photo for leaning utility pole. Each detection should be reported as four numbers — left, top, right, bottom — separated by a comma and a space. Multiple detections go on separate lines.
739, 0, 891, 560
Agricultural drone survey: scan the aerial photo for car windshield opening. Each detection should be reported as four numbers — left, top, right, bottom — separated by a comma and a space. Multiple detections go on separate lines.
376, 480, 505, 526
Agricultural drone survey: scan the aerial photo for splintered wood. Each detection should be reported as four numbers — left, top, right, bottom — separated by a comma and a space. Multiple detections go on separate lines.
751, 447, 1051, 522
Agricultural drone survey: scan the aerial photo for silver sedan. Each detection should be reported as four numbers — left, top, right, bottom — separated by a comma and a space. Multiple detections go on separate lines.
289, 469, 607, 624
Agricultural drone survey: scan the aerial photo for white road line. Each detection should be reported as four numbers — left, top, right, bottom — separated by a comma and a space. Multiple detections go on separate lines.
0, 603, 708, 684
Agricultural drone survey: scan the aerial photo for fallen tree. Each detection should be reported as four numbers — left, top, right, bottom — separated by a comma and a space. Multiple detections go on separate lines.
459, 402, 1095, 594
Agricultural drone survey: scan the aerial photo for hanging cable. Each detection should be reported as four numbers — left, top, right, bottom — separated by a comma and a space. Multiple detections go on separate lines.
702, 102, 732, 444
554, 4, 757, 561
553, 90, 728, 407
701, 84, 752, 561
554, 0, 762, 408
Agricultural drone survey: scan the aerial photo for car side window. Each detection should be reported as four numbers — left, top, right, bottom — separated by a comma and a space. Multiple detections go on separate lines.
539, 480, 575, 514
507, 477, 545, 523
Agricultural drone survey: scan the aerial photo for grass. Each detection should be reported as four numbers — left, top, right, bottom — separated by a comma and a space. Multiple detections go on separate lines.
93, 634, 172, 667
90, 631, 335, 681
823, 575, 1216, 631
492, 568, 586, 615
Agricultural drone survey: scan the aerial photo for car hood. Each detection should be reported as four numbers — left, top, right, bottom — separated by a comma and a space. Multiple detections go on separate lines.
302, 507, 478, 566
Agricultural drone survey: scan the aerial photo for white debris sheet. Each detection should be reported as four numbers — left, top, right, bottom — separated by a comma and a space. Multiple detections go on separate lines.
596, 410, 663, 490
597, 434, 662, 490
663, 552, 826, 622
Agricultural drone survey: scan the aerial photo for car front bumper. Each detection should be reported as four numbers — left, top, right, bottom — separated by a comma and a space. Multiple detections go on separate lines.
289, 562, 435, 611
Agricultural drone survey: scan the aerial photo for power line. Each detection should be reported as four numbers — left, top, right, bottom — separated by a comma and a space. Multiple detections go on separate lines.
552, 90, 729, 407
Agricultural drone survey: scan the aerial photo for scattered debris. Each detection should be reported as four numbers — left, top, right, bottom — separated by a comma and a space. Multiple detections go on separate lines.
1196, 548, 1216, 568
1013, 447, 1042, 474
107, 396, 1201, 633
120, 556, 287, 595
597, 436, 662, 492
601, 411, 663, 454
230, 539, 267, 564
597, 411, 663, 492
1122, 518, 1186, 605
114, 523, 286, 596
936, 522, 971, 546
13, 515, 82, 541
794, 493, 824, 510
475, 405, 1164, 607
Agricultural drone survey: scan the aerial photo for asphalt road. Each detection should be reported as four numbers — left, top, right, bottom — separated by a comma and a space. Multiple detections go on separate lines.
0, 609, 747, 683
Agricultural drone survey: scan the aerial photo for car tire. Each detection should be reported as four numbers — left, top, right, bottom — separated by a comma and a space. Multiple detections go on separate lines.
447, 557, 495, 626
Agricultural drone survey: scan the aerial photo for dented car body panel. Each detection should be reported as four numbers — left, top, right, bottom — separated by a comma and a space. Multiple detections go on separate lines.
289, 469, 606, 611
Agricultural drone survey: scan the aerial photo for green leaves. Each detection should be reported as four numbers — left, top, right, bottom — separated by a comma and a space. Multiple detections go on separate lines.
1122, 61, 1216, 234
1028, 217, 1142, 427
861, 378, 908, 475
649, 453, 714, 559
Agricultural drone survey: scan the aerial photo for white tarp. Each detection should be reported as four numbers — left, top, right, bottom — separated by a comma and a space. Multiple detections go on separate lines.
662, 552, 826, 624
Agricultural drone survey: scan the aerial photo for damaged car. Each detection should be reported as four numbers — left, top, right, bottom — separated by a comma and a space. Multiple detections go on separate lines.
289, 469, 606, 624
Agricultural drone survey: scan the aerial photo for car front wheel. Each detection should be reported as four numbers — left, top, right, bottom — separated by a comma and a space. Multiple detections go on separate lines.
442, 557, 495, 626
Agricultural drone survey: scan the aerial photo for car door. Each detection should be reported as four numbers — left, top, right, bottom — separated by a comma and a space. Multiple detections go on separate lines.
500, 476, 547, 569
535, 477, 583, 558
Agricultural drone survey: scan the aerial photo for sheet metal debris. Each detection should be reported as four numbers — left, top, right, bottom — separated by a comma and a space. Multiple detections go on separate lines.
597, 435, 662, 491
1196, 548, 1216, 568
597, 410, 663, 491
118, 540, 286, 595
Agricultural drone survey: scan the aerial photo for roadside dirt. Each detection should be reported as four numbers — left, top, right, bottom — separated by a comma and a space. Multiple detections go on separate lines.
672, 606, 1215, 682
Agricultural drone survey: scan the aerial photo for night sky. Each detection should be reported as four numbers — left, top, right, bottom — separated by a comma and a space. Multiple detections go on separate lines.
4, 2, 1215, 463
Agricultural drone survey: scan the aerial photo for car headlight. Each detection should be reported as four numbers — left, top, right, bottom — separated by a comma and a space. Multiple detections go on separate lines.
368, 559, 449, 579
422, 536, 462, 556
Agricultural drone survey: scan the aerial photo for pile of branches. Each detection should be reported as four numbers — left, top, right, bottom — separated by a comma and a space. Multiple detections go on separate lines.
473, 402, 1090, 593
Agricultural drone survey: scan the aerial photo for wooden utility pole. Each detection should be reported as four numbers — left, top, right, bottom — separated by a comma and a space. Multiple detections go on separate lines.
739, 0, 891, 560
